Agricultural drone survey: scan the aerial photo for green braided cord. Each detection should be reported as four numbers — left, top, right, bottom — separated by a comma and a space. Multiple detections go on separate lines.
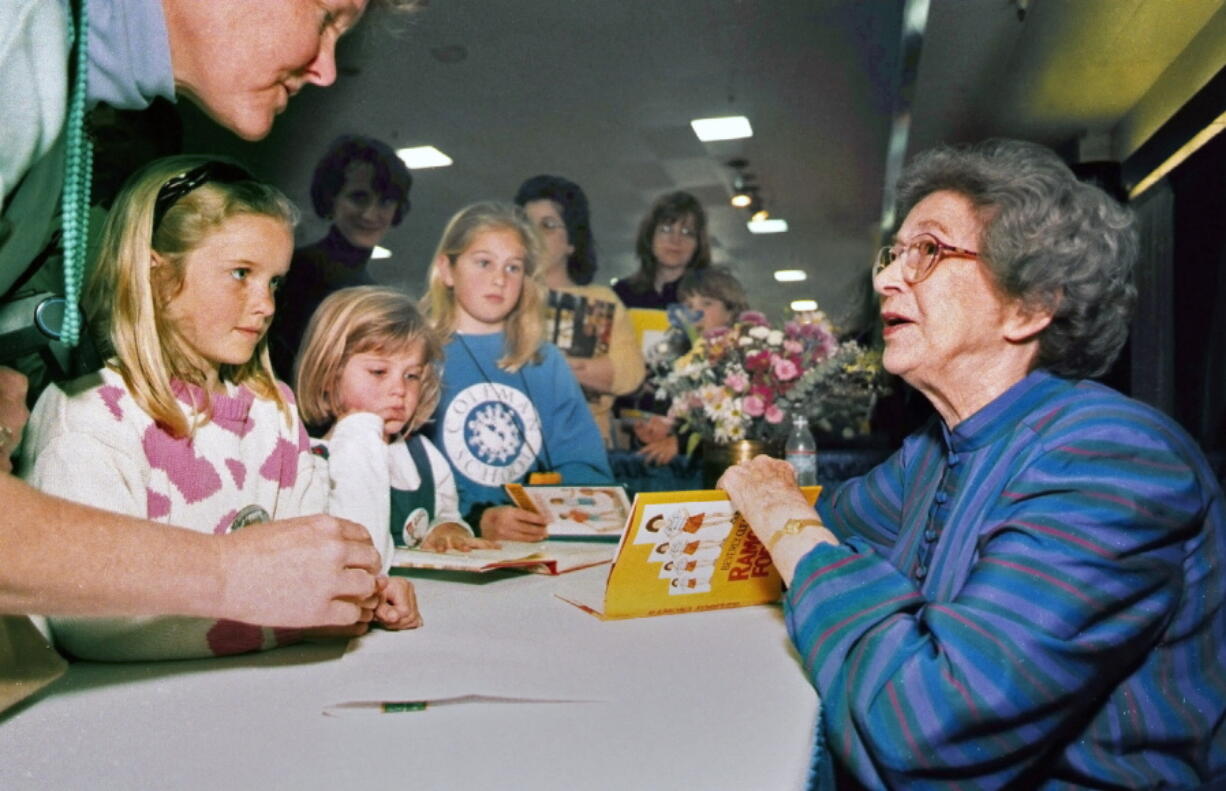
60, 0, 92, 348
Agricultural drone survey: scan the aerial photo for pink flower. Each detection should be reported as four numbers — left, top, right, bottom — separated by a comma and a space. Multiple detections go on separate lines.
738, 310, 769, 327
773, 357, 800, 381
783, 339, 804, 355
743, 395, 766, 417
725, 372, 748, 393
744, 350, 772, 372
764, 404, 785, 424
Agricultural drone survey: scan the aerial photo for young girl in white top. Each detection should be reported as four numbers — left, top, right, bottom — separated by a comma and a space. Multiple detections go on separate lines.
295, 285, 491, 568
421, 202, 613, 541
21, 156, 418, 661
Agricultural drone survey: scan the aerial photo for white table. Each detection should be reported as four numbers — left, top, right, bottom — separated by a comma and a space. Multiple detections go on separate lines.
0, 566, 818, 790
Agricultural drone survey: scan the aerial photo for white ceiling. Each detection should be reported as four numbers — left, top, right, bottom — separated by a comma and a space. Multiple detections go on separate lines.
182, 0, 1226, 327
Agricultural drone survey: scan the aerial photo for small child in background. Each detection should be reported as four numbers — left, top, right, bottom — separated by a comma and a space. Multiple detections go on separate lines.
20, 156, 419, 661
295, 285, 492, 573
421, 202, 613, 541
636, 266, 750, 465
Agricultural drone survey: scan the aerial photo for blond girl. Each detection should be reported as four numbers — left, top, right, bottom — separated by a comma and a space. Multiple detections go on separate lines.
21, 156, 417, 661
296, 285, 491, 567
421, 202, 613, 541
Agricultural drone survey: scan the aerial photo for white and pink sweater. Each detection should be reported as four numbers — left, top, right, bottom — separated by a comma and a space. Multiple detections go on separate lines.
20, 367, 327, 661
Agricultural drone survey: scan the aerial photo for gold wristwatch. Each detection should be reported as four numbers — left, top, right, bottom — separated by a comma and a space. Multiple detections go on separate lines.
766, 518, 823, 552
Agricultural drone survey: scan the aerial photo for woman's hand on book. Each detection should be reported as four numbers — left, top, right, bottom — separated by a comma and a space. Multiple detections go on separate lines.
480, 505, 549, 542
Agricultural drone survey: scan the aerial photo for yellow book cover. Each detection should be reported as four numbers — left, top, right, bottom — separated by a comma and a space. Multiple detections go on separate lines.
626, 307, 670, 360
556, 486, 821, 619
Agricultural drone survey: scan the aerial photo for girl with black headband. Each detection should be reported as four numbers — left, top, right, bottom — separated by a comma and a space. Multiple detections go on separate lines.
19, 156, 420, 661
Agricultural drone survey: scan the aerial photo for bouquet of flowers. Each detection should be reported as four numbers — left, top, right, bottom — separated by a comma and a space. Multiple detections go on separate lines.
648, 308, 889, 452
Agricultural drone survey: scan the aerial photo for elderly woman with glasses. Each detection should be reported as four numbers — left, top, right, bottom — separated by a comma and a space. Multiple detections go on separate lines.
720, 139, 1225, 789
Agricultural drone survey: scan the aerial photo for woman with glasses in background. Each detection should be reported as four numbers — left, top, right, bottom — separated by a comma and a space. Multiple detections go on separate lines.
613, 191, 712, 310
719, 139, 1225, 789
514, 175, 645, 446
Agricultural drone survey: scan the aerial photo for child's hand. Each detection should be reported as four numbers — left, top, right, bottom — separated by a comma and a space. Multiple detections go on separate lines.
420, 522, 500, 553
480, 505, 548, 542
374, 575, 422, 630
638, 434, 680, 466
633, 415, 671, 445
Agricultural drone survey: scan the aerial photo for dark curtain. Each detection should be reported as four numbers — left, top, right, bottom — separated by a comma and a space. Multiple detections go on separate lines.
1169, 130, 1226, 453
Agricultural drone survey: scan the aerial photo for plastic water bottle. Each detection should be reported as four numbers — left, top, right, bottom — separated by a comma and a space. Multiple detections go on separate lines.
785, 413, 818, 487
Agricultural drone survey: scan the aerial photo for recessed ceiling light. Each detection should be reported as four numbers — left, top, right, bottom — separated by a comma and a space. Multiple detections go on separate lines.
774, 270, 806, 282
690, 116, 753, 142
747, 218, 788, 234
730, 193, 753, 208
371, 246, 392, 260
396, 146, 453, 169
791, 299, 818, 312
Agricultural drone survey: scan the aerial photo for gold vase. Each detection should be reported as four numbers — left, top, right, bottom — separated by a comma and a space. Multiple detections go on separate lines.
701, 439, 770, 489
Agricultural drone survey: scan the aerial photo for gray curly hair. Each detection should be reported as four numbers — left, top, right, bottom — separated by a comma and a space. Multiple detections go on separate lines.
894, 139, 1137, 379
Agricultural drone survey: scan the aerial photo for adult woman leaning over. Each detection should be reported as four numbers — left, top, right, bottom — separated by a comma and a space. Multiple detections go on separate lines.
613, 190, 712, 310
720, 139, 1225, 789
514, 175, 645, 445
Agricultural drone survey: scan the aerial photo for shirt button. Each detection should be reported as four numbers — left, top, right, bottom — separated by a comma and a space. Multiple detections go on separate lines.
934, 491, 949, 504
914, 564, 927, 580
947, 453, 959, 466
924, 528, 938, 542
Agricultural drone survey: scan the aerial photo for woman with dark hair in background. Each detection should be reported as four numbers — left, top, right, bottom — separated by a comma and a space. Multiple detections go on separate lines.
514, 174, 644, 445
613, 190, 712, 310
270, 134, 413, 382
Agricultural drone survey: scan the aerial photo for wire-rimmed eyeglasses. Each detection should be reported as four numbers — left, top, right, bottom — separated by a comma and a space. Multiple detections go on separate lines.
874, 233, 981, 284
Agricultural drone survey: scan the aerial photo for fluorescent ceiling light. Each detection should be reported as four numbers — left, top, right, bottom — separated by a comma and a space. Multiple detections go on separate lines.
690, 116, 753, 142
371, 246, 392, 260
747, 218, 788, 234
790, 300, 818, 312
396, 145, 453, 169
774, 270, 806, 282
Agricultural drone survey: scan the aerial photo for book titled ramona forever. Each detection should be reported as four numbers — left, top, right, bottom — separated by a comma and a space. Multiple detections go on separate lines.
555, 487, 822, 620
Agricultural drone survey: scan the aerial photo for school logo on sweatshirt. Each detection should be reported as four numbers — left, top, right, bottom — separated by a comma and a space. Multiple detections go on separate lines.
441, 382, 543, 486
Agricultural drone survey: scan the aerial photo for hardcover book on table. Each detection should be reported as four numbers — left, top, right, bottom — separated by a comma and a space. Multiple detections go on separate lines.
555, 487, 822, 619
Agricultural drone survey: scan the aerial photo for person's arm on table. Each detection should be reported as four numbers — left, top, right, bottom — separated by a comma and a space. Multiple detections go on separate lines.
718, 455, 838, 584
0, 474, 379, 625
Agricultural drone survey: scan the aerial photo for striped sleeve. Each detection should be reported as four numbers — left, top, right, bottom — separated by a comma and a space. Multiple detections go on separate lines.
817, 443, 908, 553
786, 417, 1203, 789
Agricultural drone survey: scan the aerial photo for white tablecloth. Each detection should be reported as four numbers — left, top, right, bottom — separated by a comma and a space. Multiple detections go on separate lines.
0, 566, 818, 790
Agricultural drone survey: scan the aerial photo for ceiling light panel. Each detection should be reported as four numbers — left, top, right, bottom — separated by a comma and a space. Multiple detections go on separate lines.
691, 116, 754, 142
774, 270, 806, 282
748, 218, 789, 234
396, 146, 453, 169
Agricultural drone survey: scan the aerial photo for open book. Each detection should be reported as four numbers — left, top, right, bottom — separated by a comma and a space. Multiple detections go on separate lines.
547, 290, 616, 358
556, 487, 821, 619
391, 540, 615, 575
504, 483, 632, 538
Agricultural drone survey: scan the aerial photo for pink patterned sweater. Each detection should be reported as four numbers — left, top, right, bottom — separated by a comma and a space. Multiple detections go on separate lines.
20, 367, 327, 661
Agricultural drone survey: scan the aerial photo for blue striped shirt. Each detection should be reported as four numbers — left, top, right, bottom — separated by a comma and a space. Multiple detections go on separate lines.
787, 370, 1226, 789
